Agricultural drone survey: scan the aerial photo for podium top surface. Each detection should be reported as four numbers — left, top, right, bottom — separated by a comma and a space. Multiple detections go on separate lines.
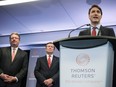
53, 36, 116, 50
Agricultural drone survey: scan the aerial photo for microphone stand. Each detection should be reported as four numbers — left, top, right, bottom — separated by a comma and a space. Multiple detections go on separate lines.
68, 24, 90, 38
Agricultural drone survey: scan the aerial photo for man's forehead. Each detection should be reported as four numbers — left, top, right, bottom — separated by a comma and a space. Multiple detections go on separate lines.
47, 44, 54, 46
11, 34, 19, 37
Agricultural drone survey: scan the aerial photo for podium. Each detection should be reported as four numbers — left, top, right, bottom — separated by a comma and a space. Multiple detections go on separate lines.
53, 36, 116, 87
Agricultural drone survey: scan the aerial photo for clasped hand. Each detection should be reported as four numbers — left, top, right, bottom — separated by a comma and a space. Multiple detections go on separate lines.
0, 73, 16, 83
44, 78, 53, 87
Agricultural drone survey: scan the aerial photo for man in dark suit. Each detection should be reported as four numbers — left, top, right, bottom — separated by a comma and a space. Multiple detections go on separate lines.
79, 4, 115, 37
34, 42, 59, 87
0, 32, 29, 87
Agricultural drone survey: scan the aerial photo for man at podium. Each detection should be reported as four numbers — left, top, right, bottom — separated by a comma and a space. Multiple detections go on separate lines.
79, 4, 115, 37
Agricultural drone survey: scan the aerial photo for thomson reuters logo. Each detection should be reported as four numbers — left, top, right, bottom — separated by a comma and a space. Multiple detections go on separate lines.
76, 53, 90, 66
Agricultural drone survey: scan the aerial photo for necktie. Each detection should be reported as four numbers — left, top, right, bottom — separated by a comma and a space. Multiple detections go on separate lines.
48, 55, 51, 68
12, 48, 16, 61
92, 27, 96, 36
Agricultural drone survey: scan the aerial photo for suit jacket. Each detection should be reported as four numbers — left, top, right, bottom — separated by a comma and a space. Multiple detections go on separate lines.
79, 26, 115, 37
34, 55, 59, 87
0, 47, 28, 87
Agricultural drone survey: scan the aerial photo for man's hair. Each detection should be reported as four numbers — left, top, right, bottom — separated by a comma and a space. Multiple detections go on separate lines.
88, 4, 103, 15
9, 32, 20, 40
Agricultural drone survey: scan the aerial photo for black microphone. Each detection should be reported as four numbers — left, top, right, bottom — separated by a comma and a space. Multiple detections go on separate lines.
68, 24, 90, 38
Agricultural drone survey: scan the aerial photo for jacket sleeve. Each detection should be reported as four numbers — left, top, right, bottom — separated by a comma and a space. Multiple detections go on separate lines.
34, 58, 46, 84
15, 51, 29, 81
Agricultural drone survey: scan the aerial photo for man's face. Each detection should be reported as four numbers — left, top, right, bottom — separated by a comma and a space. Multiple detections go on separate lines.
10, 34, 20, 47
89, 7, 102, 24
46, 43, 55, 54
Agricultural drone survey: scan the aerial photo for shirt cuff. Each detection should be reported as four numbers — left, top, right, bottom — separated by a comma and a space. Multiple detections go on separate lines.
15, 77, 18, 82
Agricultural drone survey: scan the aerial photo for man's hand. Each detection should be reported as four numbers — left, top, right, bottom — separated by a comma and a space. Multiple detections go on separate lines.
4, 76, 17, 83
44, 78, 53, 87
0, 74, 17, 83
0, 73, 9, 80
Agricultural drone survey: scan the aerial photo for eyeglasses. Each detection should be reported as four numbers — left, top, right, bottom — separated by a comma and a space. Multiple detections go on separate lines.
11, 37, 19, 39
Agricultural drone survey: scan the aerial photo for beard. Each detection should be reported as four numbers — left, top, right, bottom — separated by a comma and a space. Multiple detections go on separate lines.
10, 42, 19, 47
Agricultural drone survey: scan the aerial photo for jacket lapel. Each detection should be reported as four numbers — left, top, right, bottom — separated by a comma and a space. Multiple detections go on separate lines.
44, 56, 50, 69
50, 56, 56, 69
7, 47, 12, 62
99, 26, 105, 36
86, 29, 91, 35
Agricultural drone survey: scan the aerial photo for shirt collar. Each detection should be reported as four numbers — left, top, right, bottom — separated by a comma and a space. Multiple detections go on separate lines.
90, 24, 101, 30
46, 54, 53, 61
46, 54, 53, 58
11, 47, 18, 51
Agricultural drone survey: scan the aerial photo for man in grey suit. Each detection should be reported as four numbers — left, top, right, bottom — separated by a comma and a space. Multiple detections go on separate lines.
0, 32, 29, 87
79, 4, 115, 37
34, 42, 59, 87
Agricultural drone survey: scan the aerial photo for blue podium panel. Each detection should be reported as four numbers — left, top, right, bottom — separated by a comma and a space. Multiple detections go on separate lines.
60, 41, 114, 87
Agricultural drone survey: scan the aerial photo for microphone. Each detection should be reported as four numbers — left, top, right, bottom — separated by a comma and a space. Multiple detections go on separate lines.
68, 24, 90, 38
